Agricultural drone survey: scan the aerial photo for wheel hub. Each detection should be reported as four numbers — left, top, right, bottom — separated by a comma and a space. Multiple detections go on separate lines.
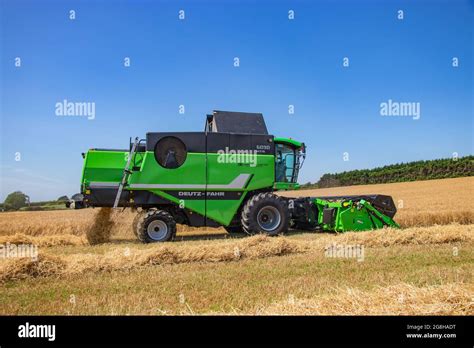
147, 220, 168, 241
257, 206, 281, 232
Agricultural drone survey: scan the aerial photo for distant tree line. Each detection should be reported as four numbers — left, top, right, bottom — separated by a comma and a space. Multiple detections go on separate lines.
1, 192, 69, 211
301, 156, 473, 189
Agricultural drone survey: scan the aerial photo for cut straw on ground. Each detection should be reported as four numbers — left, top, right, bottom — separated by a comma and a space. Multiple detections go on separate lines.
1, 224, 472, 283
1, 223, 472, 249
0, 235, 304, 282
0, 233, 86, 247
325, 223, 474, 247
256, 283, 474, 315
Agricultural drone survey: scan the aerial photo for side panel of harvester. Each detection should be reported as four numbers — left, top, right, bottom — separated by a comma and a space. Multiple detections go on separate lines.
81, 150, 128, 187
81, 150, 144, 203
204, 132, 275, 225
127, 150, 208, 221
205, 153, 274, 225
125, 132, 276, 226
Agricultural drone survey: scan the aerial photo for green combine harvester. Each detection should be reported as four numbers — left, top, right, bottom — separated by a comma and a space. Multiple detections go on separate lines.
81, 111, 399, 242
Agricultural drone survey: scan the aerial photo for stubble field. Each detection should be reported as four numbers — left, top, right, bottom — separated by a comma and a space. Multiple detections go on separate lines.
0, 177, 473, 315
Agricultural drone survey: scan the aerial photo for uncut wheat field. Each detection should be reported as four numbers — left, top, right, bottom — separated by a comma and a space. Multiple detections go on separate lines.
0, 177, 473, 315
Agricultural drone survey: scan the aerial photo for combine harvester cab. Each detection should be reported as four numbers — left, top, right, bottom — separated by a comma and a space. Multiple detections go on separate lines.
80, 110, 398, 243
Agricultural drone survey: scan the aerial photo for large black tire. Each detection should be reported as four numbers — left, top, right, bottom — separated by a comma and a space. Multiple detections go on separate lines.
132, 210, 146, 236
136, 210, 176, 243
241, 193, 289, 236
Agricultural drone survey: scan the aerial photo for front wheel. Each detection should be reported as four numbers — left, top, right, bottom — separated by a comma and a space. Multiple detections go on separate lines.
136, 210, 176, 243
132, 209, 147, 236
241, 193, 289, 236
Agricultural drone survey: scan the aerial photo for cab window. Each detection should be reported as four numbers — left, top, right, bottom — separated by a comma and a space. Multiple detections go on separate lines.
275, 144, 296, 183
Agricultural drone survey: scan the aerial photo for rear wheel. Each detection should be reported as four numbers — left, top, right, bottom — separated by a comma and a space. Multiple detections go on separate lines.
241, 193, 289, 236
136, 210, 176, 243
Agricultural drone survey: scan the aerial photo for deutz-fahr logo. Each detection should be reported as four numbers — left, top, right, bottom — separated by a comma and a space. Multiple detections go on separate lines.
178, 191, 225, 197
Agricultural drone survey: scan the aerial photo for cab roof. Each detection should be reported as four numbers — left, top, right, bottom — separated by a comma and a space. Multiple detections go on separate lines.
274, 137, 304, 149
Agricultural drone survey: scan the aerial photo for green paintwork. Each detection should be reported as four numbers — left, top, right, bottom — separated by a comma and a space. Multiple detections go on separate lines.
125, 151, 275, 225
273, 182, 300, 190
205, 153, 274, 224
81, 150, 143, 190
81, 150, 275, 226
128, 152, 207, 219
274, 137, 303, 149
80, 136, 398, 232
312, 198, 399, 232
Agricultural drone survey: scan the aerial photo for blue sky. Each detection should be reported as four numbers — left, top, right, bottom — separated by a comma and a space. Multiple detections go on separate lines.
0, 0, 472, 201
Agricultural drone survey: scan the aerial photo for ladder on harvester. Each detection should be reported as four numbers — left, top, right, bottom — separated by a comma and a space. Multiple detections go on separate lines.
113, 137, 139, 209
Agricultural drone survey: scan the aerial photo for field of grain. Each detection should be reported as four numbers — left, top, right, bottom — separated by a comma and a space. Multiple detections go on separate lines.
0, 177, 473, 315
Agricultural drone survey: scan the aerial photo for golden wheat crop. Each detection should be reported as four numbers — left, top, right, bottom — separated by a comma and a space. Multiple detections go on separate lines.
0, 233, 86, 247
0, 207, 224, 239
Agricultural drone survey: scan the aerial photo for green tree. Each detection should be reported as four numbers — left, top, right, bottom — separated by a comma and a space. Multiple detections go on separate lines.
313, 156, 473, 188
3, 191, 29, 211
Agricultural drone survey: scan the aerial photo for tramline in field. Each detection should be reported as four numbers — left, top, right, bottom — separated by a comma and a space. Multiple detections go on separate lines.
80, 110, 399, 242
